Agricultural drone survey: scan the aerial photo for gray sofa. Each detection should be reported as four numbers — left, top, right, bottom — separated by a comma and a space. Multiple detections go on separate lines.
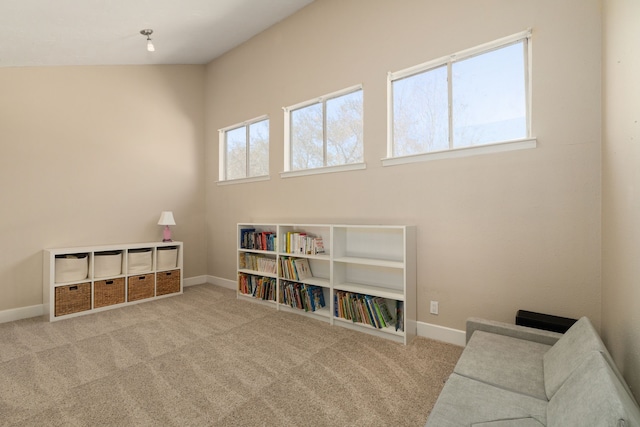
426, 316, 640, 426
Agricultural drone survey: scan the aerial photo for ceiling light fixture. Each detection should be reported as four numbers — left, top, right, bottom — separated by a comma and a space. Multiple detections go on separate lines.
140, 29, 155, 52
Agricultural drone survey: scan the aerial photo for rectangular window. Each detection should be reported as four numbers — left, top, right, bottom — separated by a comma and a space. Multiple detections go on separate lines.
283, 85, 365, 177
219, 116, 269, 182
387, 30, 534, 164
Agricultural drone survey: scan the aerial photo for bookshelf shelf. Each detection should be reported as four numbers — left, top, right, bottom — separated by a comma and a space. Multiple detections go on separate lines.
333, 256, 405, 269
333, 282, 405, 301
333, 316, 405, 335
238, 268, 278, 278
237, 223, 416, 344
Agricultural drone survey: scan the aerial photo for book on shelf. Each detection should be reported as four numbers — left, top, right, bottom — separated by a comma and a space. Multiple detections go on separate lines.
238, 273, 276, 301
239, 252, 277, 274
395, 300, 404, 332
293, 258, 312, 279
279, 280, 326, 312
334, 291, 397, 330
240, 228, 277, 251
278, 256, 314, 281
283, 232, 326, 255
313, 237, 325, 255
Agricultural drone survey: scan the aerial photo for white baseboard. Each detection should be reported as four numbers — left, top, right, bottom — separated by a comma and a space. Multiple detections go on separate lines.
204, 275, 236, 290
417, 321, 466, 347
0, 304, 44, 324
183, 275, 208, 287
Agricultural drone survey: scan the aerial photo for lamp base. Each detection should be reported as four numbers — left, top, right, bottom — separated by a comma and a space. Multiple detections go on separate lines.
162, 225, 172, 242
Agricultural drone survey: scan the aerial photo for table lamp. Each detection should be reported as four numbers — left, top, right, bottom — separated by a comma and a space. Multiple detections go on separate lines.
158, 211, 176, 242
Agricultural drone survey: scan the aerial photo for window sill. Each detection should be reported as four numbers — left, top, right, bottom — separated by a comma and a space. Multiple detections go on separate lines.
217, 175, 270, 186
381, 137, 537, 167
280, 162, 366, 179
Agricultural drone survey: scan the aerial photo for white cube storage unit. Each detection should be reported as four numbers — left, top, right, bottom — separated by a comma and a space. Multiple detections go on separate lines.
237, 224, 416, 344
43, 241, 183, 321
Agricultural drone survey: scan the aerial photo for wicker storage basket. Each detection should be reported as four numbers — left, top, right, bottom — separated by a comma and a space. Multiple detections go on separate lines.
94, 251, 122, 278
128, 274, 155, 301
54, 253, 89, 283
55, 282, 91, 316
157, 246, 178, 270
94, 277, 125, 308
156, 269, 180, 296
127, 248, 152, 274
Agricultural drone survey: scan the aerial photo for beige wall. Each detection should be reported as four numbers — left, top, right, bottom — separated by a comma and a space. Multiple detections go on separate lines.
602, 0, 640, 399
205, 0, 602, 330
0, 65, 207, 311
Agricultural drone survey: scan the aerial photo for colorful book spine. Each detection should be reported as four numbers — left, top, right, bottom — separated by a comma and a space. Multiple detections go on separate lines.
334, 291, 397, 330
240, 229, 277, 251
280, 281, 326, 312
238, 273, 276, 301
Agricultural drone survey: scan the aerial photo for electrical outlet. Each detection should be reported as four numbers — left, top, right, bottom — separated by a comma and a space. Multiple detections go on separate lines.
430, 300, 439, 315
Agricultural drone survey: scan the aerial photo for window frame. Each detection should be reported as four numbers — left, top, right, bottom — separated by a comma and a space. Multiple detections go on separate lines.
282, 84, 366, 178
384, 29, 536, 166
218, 115, 270, 185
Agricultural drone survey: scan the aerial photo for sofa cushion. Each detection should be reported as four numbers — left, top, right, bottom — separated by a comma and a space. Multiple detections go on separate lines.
547, 351, 640, 427
425, 374, 547, 427
542, 316, 608, 399
454, 330, 551, 400
472, 419, 545, 426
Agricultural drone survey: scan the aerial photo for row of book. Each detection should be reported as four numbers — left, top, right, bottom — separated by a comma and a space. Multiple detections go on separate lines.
240, 228, 326, 256
240, 228, 277, 252
239, 252, 277, 274
334, 291, 404, 331
279, 256, 313, 281
238, 273, 276, 301
280, 281, 326, 312
283, 232, 325, 255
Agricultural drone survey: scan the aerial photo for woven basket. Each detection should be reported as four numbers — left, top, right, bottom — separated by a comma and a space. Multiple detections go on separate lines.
94, 278, 125, 308
128, 274, 155, 301
55, 282, 91, 317
156, 269, 180, 296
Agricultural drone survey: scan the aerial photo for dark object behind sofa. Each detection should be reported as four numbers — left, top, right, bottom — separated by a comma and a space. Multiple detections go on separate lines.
516, 310, 577, 333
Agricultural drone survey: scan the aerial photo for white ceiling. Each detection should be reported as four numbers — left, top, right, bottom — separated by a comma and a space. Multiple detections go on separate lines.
0, 0, 314, 68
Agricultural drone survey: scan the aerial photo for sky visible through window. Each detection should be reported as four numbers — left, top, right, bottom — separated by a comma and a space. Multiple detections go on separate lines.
393, 40, 527, 156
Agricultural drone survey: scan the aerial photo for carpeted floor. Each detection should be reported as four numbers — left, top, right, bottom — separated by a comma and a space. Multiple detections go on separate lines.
0, 284, 462, 426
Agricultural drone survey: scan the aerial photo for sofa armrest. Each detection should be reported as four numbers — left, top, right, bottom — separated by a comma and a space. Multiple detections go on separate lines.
466, 317, 562, 345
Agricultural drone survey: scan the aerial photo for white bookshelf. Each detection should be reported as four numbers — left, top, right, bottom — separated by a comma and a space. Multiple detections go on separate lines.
237, 223, 416, 344
43, 241, 183, 322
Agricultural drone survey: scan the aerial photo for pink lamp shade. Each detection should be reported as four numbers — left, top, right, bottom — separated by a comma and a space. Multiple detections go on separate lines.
157, 211, 176, 242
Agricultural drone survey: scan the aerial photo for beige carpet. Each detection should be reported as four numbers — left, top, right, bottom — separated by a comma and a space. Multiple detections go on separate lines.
0, 284, 462, 426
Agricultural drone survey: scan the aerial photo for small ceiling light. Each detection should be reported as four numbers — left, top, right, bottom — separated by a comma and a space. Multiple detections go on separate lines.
140, 29, 155, 52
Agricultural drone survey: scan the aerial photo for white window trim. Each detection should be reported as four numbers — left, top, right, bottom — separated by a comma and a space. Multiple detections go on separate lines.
283, 84, 363, 174
382, 137, 537, 167
280, 162, 366, 179
217, 175, 270, 186
218, 114, 269, 182
386, 29, 533, 161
